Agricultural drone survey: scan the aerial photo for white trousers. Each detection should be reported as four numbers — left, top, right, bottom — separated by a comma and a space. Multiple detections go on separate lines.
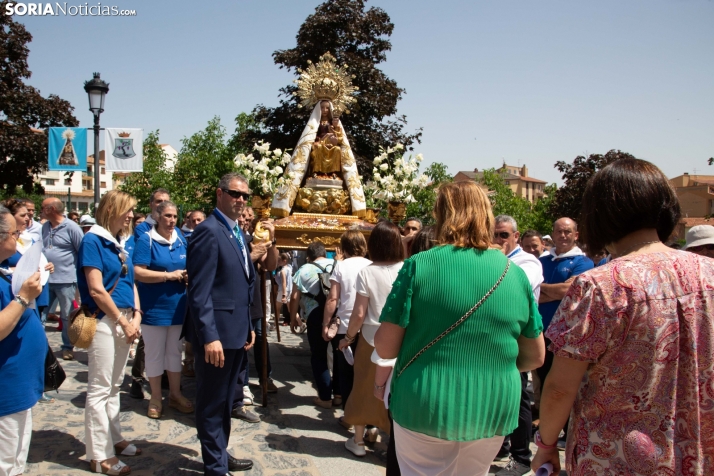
393, 421, 505, 476
0, 408, 32, 476
140, 324, 183, 378
85, 314, 132, 461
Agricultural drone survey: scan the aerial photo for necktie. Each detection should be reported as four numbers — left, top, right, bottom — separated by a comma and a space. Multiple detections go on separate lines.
233, 225, 249, 272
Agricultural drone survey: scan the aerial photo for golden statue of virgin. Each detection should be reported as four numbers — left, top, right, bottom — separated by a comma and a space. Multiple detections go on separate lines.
271, 53, 366, 218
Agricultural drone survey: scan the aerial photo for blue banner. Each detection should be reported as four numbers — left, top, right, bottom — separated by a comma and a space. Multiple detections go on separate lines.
48, 127, 87, 171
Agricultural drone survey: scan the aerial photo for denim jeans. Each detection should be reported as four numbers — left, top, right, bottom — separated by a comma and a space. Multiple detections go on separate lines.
43, 283, 76, 351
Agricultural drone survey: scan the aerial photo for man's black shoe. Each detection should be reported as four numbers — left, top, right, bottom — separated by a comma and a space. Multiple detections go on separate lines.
129, 380, 144, 399
228, 455, 253, 472
231, 406, 260, 423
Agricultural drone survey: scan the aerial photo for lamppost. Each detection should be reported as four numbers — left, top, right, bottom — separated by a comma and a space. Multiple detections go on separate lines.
83, 72, 109, 211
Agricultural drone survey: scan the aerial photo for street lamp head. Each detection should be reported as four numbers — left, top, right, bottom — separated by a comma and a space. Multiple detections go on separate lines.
83, 72, 109, 115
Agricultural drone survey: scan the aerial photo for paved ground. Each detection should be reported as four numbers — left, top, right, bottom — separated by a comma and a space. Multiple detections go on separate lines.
27, 320, 565, 475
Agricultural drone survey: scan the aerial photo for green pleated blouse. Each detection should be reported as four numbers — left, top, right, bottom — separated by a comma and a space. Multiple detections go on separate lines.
380, 245, 542, 441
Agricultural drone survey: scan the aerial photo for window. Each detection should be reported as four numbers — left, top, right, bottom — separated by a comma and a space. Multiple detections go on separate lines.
78, 202, 89, 211
45, 178, 55, 185
64, 178, 72, 186
83, 180, 92, 190
100, 181, 107, 188
101, 167, 106, 174
86, 166, 92, 174
504, 181, 510, 185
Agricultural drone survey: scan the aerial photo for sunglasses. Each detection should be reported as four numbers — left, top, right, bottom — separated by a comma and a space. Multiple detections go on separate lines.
690, 244, 714, 251
494, 232, 512, 240
121, 263, 128, 276
221, 188, 251, 201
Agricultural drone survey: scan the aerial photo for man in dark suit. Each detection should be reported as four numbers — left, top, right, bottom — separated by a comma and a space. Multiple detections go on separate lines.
185, 173, 255, 475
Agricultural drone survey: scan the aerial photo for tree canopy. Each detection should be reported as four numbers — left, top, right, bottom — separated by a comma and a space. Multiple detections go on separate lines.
245, 0, 422, 177
0, 3, 78, 194
549, 149, 636, 221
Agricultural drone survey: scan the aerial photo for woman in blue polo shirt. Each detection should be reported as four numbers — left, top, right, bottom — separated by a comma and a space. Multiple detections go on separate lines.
0, 206, 44, 476
133, 200, 192, 419
78, 190, 142, 476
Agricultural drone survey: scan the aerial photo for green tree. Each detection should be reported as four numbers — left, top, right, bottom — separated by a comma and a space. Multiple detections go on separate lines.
405, 162, 452, 225
117, 131, 172, 213
171, 117, 236, 212
549, 149, 636, 221
245, 0, 422, 177
0, 3, 78, 194
481, 169, 555, 234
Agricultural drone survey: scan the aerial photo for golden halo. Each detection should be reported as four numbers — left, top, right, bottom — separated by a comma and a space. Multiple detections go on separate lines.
294, 52, 358, 115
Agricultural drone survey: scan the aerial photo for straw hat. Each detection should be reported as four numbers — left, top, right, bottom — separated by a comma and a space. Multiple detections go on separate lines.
68, 308, 98, 349
683, 225, 714, 250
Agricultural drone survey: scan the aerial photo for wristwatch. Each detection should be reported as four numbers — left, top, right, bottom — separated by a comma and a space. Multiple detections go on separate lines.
14, 295, 29, 308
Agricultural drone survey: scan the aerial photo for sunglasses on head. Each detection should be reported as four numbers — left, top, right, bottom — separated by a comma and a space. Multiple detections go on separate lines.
690, 244, 714, 251
494, 232, 512, 240
221, 188, 251, 201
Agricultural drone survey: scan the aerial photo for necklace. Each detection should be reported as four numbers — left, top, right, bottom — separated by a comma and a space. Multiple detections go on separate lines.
619, 240, 661, 257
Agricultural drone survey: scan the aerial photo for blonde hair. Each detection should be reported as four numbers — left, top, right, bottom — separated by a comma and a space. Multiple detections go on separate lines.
95, 190, 137, 238
434, 181, 494, 250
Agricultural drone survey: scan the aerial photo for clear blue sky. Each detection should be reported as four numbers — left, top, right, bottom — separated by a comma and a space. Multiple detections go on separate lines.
15, 0, 714, 185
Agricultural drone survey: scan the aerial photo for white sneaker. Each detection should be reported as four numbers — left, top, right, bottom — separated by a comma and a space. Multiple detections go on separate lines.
243, 385, 254, 406
345, 437, 366, 457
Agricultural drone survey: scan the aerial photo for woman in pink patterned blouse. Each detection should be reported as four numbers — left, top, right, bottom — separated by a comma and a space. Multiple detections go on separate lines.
532, 158, 714, 476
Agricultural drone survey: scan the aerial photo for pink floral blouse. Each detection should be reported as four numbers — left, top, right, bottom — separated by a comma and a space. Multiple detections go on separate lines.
546, 251, 714, 476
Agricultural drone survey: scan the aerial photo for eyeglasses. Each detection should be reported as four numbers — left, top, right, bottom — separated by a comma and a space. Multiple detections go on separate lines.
221, 188, 251, 201
0, 230, 22, 239
494, 232, 512, 240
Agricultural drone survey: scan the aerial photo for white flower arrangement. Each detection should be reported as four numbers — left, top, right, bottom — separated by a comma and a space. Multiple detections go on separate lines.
365, 144, 428, 205
233, 141, 292, 196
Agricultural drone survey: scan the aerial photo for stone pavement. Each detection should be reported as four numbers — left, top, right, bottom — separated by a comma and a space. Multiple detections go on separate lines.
28, 320, 564, 475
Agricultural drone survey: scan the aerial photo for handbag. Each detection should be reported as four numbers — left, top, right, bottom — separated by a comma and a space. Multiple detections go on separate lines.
397, 262, 510, 378
68, 276, 120, 349
44, 341, 66, 392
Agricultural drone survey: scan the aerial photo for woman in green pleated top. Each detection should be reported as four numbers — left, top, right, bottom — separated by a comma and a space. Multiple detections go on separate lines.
375, 181, 545, 476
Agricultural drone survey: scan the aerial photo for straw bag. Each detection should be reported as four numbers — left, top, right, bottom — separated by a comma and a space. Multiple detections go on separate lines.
69, 276, 120, 349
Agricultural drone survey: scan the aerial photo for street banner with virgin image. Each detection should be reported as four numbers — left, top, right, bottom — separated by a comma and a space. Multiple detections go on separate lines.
105, 128, 143, 171
48, 127, 87, 171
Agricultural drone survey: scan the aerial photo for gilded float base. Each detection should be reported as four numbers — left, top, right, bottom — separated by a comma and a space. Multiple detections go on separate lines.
273, 213, 375, 250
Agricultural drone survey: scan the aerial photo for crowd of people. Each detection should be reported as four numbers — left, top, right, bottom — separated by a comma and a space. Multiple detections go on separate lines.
0, 157, 713, 476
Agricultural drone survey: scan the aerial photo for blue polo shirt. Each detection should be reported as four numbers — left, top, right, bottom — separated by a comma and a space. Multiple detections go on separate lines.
0, 276, 45, 417
77, 234, 136, 317
538, 253, 593, 330
133, 232, 187, 326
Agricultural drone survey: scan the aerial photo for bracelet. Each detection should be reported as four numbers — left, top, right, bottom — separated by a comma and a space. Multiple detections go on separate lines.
14, 295, 29, 308
132, 308, 144, 316
534, 430, 558, 450
344, 332, 356, 343
374, 382, 386, 390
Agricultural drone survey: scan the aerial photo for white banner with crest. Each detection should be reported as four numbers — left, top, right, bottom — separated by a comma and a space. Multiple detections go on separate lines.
104, 128, 143, 171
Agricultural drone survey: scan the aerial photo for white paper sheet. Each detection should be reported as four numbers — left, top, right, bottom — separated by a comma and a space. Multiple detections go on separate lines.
11, 241, 43, 309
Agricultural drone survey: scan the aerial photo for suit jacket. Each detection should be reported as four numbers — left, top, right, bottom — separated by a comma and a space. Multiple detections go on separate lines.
184, 210, 255, 349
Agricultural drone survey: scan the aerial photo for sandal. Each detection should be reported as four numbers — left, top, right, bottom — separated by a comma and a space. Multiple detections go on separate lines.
147, 398, 162, 419
38, 393, 55, 404
168, 395, 194, 414
114, 442, 142, 456
91, 459, 131, 475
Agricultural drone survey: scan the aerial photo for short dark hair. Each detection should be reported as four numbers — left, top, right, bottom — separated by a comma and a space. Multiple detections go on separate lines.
306, 242, 326, 261
405, 217, 422, 227
521, 229, 542, 241
580, 158, 681, 253
150, 188, 170, 203
410, 226, 436, 256
368, 221, 405, 262
340, 230, 368, 258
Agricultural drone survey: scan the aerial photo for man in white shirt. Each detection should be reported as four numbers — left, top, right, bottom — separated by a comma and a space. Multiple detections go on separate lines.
20, 198, 42, 242
492, 215, 543, 476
